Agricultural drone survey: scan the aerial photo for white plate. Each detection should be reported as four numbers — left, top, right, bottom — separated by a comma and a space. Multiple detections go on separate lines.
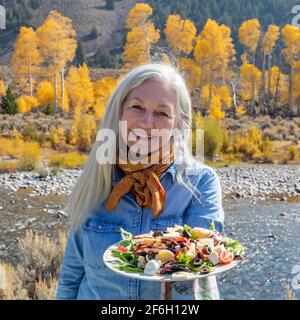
103, 243, 243, 282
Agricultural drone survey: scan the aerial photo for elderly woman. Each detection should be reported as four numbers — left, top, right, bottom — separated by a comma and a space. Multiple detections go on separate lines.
56, 62, 224, 300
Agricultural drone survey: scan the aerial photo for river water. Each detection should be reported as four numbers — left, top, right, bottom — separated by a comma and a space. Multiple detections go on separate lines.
218, 198, 300, 300
0, 189, 299, 299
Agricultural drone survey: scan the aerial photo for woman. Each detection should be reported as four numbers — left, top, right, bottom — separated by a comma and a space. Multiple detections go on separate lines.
56, 62, 224, 300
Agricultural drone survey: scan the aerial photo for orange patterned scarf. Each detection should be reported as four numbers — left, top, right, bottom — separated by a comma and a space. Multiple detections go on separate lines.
106, 141, 175, 218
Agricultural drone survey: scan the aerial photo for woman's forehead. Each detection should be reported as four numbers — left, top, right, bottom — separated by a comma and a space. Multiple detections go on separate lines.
127, 80, 176, 107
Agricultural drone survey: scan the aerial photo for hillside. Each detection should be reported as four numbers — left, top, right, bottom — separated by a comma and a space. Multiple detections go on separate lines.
0, 0, 299, 66
0, 0, 138, 65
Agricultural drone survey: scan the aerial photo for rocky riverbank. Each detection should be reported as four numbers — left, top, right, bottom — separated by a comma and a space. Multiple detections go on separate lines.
0, 164, 299, 202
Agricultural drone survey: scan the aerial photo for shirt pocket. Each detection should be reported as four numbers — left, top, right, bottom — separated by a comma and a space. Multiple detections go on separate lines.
150, 212, 184, 232
83, 218, 125, 269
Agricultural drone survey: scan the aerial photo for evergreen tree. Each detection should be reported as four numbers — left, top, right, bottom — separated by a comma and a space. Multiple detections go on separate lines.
92, 47, 116, 68
1, 85, 18, 115
106, 0, 115, 10
74, 41, 86, 66
90, 26, 99, 39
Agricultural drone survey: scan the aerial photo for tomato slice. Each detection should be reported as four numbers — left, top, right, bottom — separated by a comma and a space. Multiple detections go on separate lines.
219, 249, 234, 264
118, 245, 128, 252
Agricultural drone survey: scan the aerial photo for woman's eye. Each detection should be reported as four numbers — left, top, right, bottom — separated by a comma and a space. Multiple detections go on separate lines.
157, 112, 169, 117
131, 105, 143, 110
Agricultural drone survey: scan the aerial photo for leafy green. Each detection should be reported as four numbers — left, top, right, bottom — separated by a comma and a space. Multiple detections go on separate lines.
115, 265, 144, 272
176, 251, 192, 265
120, 227, 133, 240
209, 219, 215, 231
182, 224, 198, 240
227, 239, 246, 256
190, 260, 216, 273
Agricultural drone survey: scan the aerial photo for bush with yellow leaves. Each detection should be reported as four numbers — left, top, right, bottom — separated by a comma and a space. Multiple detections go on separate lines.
67, 113, 97, 152
17, 96, 39, 113
49, 152, 87, 169
18, 141, 41, 171
192, 112, 224, 158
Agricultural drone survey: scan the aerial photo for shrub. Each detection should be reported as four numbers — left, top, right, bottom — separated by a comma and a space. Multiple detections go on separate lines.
192, 113, 224, 158
0, 230, 67, 300
49, 152, 87, 169
49, 126, 66, 150
288, 146, 297, 161
18, 141, 41, 171
259, 136, 274, 162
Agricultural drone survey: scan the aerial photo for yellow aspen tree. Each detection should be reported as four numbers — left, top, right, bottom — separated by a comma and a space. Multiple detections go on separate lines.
93, 76, 118, 119
66, 63, 94, 114
12, 27, 42, 96
17, 96, 39, 113
281, 24, 300, 117
240, 63, 262, 115
218, 85, 232, 111
264, 66, 289, 115
194, 19, 231, 113
179, 57, 203, 98
0, 80, 5, 96
36, 81, 54, 109
208, 95, 225, 120
37, 10, 77, 114
123, 3, 160, 70
164, 15, 196, 57
293, 61, 300, 116
236, 105, 246, 117
238, 19, 261, 65
219, 24, 236, 83
261, 25, 280, 114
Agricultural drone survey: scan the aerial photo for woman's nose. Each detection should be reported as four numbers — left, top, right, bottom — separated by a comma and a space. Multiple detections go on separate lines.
139, 112, 155, 129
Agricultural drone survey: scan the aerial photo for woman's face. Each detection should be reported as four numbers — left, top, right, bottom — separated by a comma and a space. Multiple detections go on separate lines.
120, 79, 177, 155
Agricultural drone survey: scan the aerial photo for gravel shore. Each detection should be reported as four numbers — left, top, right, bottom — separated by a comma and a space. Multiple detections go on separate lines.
0, 164, 299, 201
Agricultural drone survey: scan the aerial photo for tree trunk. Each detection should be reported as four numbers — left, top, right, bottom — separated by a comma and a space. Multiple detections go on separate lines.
288, 66, 294, 119
272, 68, 281, 116
267, 55, 272, 114
231, 81, 237, 117
61, 67, 64, 113
260, 53, 266, 115
54, 71, 58, 114
29, 63, 33, 97
251, 80, 256, 116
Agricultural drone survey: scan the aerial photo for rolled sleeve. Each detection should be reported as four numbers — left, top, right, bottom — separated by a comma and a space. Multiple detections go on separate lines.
56, 226, 85, 300
183, 167, 225, 232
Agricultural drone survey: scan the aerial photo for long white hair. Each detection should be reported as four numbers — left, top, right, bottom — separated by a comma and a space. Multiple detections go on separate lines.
66, 62, 202, 232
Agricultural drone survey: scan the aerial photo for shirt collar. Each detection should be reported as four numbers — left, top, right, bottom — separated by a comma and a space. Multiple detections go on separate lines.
112, 161, 176, 186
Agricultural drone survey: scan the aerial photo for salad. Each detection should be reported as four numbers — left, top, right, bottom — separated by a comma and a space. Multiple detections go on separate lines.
110, 222, 245, 278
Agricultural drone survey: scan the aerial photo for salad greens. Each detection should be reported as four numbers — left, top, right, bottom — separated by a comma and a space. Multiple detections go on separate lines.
182, 224, 198, 240
226, 239, 246, 257
111, 249, 144, 272
176, 251, 192, 265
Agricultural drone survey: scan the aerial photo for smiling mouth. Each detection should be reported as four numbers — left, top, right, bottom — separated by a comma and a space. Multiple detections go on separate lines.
132, 131, 156, 140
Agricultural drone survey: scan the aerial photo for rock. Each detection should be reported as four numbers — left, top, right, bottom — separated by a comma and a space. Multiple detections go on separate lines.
279, 213, 287, 216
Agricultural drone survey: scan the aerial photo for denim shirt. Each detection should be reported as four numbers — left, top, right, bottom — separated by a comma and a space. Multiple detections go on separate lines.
56, 160, 225, 300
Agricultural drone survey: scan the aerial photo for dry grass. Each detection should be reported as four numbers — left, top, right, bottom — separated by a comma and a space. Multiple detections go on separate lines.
283, 282, 297, 300
0, 229, 67, 300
